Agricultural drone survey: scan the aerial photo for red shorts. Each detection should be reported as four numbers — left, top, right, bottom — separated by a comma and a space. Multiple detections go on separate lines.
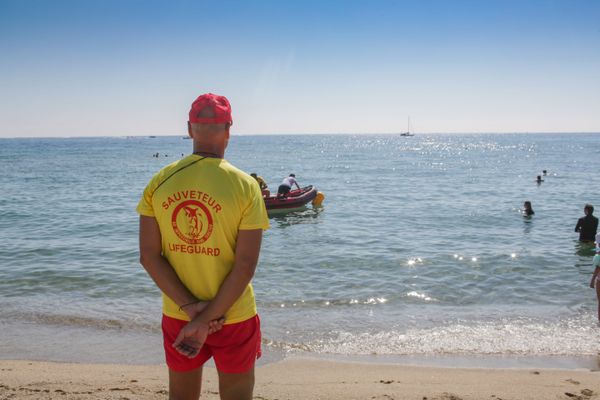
162, 314, 261, 373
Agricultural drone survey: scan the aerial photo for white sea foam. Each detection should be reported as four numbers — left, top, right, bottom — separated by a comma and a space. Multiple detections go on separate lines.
277, 315, 600, 356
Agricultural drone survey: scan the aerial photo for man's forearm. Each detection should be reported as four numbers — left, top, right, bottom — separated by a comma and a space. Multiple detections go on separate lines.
139, 215, 197, 309
192, 229, 262, 324
140, 253, 197, 308
192, 261, 256, 324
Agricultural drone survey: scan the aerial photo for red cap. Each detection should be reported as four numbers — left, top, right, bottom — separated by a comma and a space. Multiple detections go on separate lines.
188, 93, 232, 124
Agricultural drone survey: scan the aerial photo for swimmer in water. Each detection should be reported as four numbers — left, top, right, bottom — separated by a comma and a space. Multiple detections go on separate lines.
590, 233, 600, 322
522, 201, 534, 216
536, 175, 544, 183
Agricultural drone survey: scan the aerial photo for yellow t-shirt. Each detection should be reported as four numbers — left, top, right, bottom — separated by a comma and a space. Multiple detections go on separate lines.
136, 155, 269, 323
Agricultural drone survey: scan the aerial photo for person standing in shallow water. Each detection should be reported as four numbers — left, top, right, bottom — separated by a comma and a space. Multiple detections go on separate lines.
522, 201, 534, 216
137, 93, 269, 400
575, 204, 598, 242
590, 233, 600, 322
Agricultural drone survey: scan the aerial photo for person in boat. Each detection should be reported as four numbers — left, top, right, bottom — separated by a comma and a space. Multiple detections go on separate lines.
250, 173, 270, 197
522, 201, 534, 216
590, 233, 600, 322
575, 204, 599, 242
137, 93, 269, 400
277, 173, 300, 198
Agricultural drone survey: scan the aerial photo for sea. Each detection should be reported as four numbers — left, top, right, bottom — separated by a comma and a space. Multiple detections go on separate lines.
1, 133, 599, 369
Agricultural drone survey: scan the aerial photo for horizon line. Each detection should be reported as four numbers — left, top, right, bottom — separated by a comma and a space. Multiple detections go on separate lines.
1, 131, 600, 139
0, 131, 600, 140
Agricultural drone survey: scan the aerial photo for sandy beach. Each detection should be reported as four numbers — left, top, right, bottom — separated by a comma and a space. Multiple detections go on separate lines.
1, 358, 599, 400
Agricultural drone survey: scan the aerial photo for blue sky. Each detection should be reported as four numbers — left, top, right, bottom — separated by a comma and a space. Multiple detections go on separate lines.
1, 0, 599, 137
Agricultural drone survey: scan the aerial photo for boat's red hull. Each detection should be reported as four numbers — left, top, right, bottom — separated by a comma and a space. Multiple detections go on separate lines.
264, 185, 318, 210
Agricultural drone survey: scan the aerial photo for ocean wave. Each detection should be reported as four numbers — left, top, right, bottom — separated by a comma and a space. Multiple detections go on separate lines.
265, 315, 600, 356
2, 310, 160, 333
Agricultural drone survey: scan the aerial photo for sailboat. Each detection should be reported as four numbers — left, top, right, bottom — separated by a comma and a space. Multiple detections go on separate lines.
400, 117, 414, 136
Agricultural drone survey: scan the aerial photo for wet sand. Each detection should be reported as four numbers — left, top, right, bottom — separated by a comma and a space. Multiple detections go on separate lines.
1, 357, 600, 399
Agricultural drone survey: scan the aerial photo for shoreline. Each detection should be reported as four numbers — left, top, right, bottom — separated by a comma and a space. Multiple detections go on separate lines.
301, 353, 600, 371
3, 351, 600, 371
1, 357, 599, 400
3, 318, 599, 371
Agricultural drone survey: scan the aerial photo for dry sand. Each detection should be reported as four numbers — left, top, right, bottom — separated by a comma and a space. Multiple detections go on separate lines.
1, 357, 599, 400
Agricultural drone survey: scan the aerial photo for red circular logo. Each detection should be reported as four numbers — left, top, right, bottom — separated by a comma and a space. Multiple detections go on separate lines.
171, 200, 214, 244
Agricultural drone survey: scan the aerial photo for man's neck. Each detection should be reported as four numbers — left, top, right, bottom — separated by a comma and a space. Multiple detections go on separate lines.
193, 150, 222, 158
193, 143, 224, 158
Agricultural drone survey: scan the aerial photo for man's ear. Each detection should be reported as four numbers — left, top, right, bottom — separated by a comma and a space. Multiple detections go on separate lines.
225, 123, 231, 139
187, 122, 193, 138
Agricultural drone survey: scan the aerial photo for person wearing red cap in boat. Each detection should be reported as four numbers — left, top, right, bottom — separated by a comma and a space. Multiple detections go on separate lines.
137, 93, 269, 400
277, 173, 301, 198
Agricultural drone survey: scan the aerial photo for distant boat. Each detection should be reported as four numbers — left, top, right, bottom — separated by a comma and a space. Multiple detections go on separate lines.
400, 117, 414, 136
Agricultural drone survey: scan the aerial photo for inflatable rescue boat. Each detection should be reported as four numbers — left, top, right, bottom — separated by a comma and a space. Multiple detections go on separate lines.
264, 185, 324, 213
